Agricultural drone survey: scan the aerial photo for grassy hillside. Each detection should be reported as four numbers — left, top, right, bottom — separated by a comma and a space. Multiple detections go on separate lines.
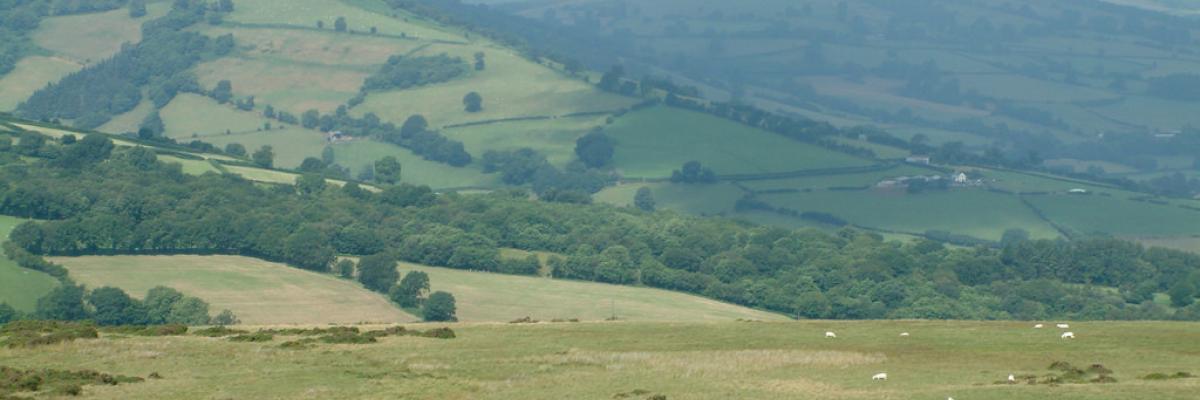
3, 320, 1199, 399
51, 255, 413, 325
607, 106, 873, 179
399, 262, 787, 322
0, 216, 58, 312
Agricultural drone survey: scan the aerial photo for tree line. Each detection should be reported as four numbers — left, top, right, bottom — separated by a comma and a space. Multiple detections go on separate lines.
4, 130, 1200, 321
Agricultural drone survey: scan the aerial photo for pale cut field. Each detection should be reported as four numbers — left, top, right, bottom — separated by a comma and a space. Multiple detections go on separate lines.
193, 56, 367, 115
98, 98, 155, 134
0, 56, 80, 111
228, 0, 464, 42
203, 25, 425, 68
161, 93, 279, 139
354, 43, 636, 127
2, 321, 1199, 399
397, 262, 788, 322
52, 255, 413, 325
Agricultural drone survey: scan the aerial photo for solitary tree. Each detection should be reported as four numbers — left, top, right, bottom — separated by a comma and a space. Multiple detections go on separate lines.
321, 146, 336, 165
473, 52, 486, 70
463, 92, 483, 112
316, 20, 324, 29
218, 0, 235, 12
129, 0, 147, 17
634, 187, 656, 212
374, 156, 402, 184
299, 157, 325, 173
335, 16, 347, 32
423, 291, 457, 321
212, 80, 233, 104
400, 115, 428, 139
336, 259, 355, 279
144, 286, 184, 324
252, 145, 275, 168
357, 253, 399, 293
1170, 281, 1196, 307
574, 130, 615, 168
390, 271, 430, 307
224, 143, 247, 157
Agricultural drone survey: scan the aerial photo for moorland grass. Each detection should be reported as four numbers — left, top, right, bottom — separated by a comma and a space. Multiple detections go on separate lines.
1, 320, 1198, 399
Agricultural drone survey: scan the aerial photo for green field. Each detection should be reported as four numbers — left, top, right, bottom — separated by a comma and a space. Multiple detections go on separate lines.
0, 216, 58, 312
738, 165, 936, 192
161, 94, 283, 139
606, 106, 873, 179
51, 255, 412, 325
330, 139, 500, 189
443, 115, 610, 167
594, 182, 747, 216
1027, 194, 1200, 238
3, 320, 1199, 399
0, 56, 80, 111
399, 262, 785, 322
759, 188, 1062, 241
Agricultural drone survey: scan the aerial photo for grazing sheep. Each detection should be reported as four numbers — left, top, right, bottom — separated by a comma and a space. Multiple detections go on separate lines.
825, 331, 837, 338
899, 332, 910, 337
1008, 374, 1016, 383
872, 372, 888, 381
1062, 332, 1075, 339
1057, 323, 1070, 329
1034, 324, 1044, 328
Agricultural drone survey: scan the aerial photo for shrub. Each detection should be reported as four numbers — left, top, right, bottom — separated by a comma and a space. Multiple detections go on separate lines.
192, 326, 246, 337
227, 332, 274, 342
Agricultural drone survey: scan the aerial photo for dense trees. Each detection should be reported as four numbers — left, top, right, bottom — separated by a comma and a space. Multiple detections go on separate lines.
224, 143, 246, 157
361, 55, 468, 92
463, 92, 483, 112
297, 110, 472, 167
5, 134, 1200, 321
423, 292, 457, 322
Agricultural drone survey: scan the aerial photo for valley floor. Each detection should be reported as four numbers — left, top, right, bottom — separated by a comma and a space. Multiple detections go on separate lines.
3, 321, 1198, 399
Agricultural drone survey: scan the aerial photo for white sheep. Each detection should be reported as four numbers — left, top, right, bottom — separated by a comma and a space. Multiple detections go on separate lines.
825, 331, 837, 338
872, 372, 888, 381
1008, 374, 1016, 383
899, 332, 910, 337
1034, 324, 1044, 328
1062, 332, 1075, 339
1057, 323, 1070, 329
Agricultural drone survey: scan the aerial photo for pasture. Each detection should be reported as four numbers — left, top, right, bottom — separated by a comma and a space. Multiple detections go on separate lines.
51, 255, 412, 325
443, 115, 610, 167
605, 106, 873, 179
1027, 194, 1200, 238
758, 188, 1062, 241
398, 262, 786, 322
594, 182, 746, 216
31, 4, 166, 64
227, 0, 463, 42
161, 94, 279, 139
0, 215, 58, 312
331, 140, 501, 189
0, 56, 80, 111
2, 320, 1198, 399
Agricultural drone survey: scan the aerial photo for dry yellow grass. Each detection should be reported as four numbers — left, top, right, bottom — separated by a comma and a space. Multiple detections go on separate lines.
51, 255, 414, 325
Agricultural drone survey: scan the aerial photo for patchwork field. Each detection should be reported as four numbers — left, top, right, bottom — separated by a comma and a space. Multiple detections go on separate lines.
399, 262, 786, 322
594, 182, 747, 216
330, 140, 501, 189
31, 4, 167, 64
443, 115, 610, 167
51, 255, 413, 325
606, 106, 873, 179
3, 320, 1199, 399
0, 216, 58, 313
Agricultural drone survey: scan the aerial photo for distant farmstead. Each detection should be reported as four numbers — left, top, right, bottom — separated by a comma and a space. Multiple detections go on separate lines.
326, 131, 350, 143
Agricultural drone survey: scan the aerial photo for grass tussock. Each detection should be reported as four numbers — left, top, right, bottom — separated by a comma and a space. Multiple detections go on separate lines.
0, 321, 98, 348
101, 324, 188, 337
1141, 372, 1194, 380
0, 366, 143, 398
191, 326, 247, 337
